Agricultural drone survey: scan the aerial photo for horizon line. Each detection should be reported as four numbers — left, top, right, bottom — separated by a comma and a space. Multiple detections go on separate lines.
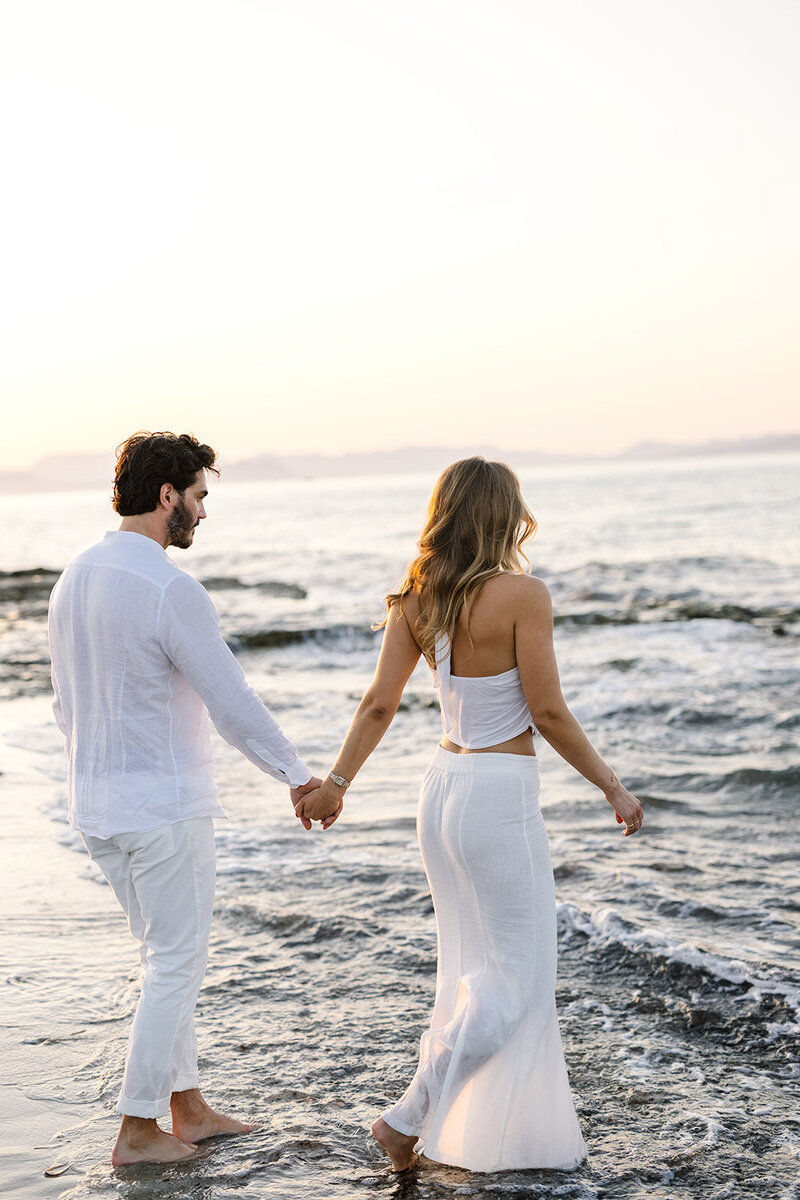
2, 429, 800, 478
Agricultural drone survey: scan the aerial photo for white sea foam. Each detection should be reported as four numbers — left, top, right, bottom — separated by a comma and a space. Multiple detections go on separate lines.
662, 1112, 724, 1164
562, 997, 616, 1032
557, 901, 800, 1033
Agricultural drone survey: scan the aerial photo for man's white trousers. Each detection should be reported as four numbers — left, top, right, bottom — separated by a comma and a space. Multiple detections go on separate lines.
82, 817, 216, 1118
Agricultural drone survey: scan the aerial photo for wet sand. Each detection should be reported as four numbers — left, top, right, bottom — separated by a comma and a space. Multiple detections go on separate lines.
0, 747, 122, 1194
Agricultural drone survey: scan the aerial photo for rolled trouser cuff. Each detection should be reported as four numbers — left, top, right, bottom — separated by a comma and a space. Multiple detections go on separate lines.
171, 1073, 200, 1094
116, 1092, 172, 1118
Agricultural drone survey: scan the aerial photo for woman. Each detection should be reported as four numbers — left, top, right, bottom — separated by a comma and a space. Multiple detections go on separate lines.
296, 458, 643, 1174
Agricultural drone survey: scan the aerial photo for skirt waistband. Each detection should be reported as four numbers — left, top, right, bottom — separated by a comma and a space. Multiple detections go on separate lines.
429, 745, 540, 777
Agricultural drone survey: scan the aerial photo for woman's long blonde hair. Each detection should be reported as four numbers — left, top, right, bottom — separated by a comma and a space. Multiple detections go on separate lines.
383, 457, 537, 666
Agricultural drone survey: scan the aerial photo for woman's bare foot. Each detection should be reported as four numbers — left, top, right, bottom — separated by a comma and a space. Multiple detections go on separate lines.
371, 1117, 419, 1172
112, 1117, 198, 1167
170, 1087, 253, 1143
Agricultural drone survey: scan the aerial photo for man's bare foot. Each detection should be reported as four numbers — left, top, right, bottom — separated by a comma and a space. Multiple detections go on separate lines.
112, 1117, 198, 1167
371, 1117, 419, 1172
170, 1088, 254, 1143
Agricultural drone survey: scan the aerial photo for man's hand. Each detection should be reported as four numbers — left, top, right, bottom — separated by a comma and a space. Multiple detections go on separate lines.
294, 778, 345, 829
290, 776, 323, 831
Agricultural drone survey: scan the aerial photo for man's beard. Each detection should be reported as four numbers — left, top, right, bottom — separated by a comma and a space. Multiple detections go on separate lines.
166, 498, 198, 549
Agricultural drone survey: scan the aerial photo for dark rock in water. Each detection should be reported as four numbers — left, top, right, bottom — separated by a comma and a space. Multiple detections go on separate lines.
0, 567, 61, 603
0, 567, 60, 580
201, 575, 307, 599
230, 628, 309, 649
231, 622, 372, 650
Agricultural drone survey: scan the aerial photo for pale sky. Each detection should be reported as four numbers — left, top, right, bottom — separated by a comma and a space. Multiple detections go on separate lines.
2, 0, 798, 471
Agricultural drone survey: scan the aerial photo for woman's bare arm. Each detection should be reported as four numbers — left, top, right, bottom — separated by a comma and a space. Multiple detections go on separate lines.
295, 599, 422, 825
514, 577, 643, 835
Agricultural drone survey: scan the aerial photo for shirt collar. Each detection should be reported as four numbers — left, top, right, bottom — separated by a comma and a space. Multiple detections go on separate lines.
104, 530, 170, 558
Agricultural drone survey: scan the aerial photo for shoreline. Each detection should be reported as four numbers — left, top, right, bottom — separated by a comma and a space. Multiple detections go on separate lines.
0, 749, 122, 1194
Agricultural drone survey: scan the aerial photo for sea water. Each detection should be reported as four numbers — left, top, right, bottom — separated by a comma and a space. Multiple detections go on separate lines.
0, 453, 798, 1199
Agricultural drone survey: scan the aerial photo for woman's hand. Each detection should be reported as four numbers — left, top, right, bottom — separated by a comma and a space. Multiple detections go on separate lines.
290, 776, 323, 830
294, 780, 345, 829
605, 778, 644, 836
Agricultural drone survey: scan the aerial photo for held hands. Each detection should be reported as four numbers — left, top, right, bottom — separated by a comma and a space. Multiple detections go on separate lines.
605, 776, 644, 837
293, 777, 345, 831
289, 776, 323, 830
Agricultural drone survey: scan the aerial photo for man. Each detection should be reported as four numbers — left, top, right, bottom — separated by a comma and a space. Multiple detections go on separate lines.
48, 431, 322, 1166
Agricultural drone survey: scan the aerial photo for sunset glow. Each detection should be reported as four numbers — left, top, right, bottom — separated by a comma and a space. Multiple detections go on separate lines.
2, 0, 798, 471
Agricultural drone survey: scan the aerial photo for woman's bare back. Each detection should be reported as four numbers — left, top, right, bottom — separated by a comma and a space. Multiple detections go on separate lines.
447, 574, 542, 678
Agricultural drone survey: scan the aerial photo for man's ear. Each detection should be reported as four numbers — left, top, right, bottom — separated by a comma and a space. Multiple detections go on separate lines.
159, 482, 175, 509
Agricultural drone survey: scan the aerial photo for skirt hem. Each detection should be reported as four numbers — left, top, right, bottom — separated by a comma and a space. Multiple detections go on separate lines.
419, 1142, 588, 1174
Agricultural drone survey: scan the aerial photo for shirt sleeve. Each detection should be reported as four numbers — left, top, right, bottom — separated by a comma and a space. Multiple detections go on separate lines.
158, 573, 313, 788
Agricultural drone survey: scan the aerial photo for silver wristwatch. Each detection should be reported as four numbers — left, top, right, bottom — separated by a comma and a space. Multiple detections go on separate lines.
328, 771, 351, 790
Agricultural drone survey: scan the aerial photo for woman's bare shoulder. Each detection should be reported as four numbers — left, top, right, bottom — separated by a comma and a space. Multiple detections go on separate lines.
397, 587, 422, 621
473, 576, 551, 633
393, 588, 424, 642
481, 572, 551, 607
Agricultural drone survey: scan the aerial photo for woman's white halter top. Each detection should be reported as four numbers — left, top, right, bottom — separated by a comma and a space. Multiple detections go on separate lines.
432, 633, 536, 749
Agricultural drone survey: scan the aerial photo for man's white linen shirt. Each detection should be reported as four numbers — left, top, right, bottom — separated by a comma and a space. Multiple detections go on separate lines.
48, 531, 312, 838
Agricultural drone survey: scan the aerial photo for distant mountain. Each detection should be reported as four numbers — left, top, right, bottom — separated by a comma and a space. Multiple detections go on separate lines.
618, 434, 800, 459
1, 434, 797, 495
218, 452, 290, 481
222, 444, 563, 482
0, 452, 117, 496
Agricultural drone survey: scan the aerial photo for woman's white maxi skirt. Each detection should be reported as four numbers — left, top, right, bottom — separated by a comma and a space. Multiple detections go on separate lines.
383, 747, 587, 1173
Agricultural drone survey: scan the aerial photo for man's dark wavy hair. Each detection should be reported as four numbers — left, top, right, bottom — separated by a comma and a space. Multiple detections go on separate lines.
113, 432, 219, 516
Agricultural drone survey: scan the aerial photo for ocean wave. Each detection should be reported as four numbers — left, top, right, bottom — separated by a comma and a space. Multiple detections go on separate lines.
225, 597, 800, 653
716, 763, 800, 796
630, 792, 693, 810
557, 902, 800, 1031
3, 562, 796, 649
653, 898, 778, 926
0, 566, 307, 614
214, 902, 381, 952
635, 764, 800, 803
554, 553, 792, 581
0, 568, 308, 607
555, 598, 800, 633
